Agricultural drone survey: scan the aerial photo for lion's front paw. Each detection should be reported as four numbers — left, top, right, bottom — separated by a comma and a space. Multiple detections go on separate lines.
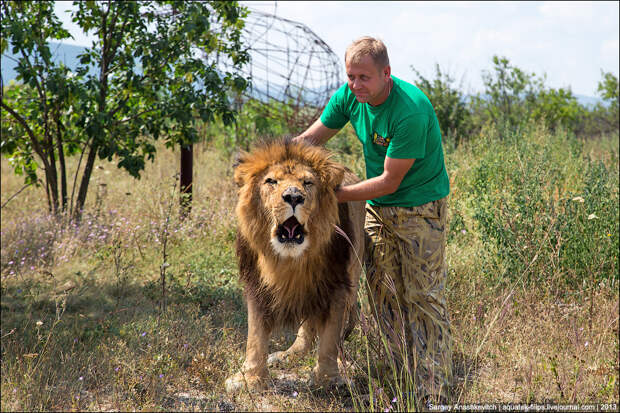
225, 370, 268, 393
310, 365, 350, 389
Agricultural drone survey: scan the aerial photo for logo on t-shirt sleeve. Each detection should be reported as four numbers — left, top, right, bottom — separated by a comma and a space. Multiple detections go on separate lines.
372, 132, 391, 147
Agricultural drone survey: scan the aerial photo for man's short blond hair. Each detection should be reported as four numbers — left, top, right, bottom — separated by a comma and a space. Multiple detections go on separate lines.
345, 36, 390, 69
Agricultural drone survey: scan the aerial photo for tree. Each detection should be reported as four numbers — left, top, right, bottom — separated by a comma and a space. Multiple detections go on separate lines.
411, 63, 472, 148
1, 2, 76, 214
472, 55, 542, 131
1, 1, 249, 219
530, 86, 580, 132
597, 70, 619, 109
595, 71, 619, 131
575, 71, 620, 138
472, 55, 581, 133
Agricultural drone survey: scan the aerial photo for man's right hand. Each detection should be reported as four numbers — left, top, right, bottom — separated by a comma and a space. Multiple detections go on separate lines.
293, 118, 341, 146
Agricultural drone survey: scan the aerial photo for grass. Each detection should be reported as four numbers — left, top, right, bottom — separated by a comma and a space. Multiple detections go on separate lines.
1, 124, 618, 411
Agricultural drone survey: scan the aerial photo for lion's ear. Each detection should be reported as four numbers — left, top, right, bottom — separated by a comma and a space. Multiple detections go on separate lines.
232, 151, 244, 169
233, 151, 250, 187
322, 161, 345, 190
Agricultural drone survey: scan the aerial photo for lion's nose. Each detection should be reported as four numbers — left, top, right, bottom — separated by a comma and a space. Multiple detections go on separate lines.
282, 186, 304, 209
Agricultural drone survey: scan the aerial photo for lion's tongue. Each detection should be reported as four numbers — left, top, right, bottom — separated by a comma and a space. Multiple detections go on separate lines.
283, 217, 299, 239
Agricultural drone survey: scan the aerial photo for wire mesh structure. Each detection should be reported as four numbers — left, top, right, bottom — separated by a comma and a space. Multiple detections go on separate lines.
218, 7, 343, 132
160, 4, 343, 132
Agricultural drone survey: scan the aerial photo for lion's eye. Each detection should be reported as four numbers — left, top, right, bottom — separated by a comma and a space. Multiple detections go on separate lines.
303, 180, 314, 187
265, 178, 277, 185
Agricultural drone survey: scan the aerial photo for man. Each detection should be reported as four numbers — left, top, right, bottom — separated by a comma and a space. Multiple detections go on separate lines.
293, 36, 452, 405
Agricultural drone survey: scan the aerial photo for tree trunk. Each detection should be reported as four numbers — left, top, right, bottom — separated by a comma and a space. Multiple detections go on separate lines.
45, 166, 59, 216
44, 145, 60, 216
44, 176, 52, 214
73, 7, 110, 221
58, 146, 68, 213
74, 145, 98, 221
55, 117, 68, 212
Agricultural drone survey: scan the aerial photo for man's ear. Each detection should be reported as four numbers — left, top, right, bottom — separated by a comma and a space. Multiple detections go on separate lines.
384, 64, 391, 79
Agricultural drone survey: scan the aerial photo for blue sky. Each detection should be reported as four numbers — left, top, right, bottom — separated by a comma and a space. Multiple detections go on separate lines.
54, 1, 619, 97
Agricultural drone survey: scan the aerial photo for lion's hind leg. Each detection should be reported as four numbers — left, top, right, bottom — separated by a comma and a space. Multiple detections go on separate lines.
268, 320, 316, 366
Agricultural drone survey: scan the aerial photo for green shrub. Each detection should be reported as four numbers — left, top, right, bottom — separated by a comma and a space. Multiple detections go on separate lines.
464, 123, 618, 291
411, 63, 473, 149
557, 158, 619, 287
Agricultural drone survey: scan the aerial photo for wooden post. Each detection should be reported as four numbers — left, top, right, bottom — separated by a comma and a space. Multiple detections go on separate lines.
180, 143, 193, 218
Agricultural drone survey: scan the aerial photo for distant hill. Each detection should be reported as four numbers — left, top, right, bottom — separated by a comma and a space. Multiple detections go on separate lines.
574, 94, 608, 108
2, 41, 608, 109
461, 92, 608, 108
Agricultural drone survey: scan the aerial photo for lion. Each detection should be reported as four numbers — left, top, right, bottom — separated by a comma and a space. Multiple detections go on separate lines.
225, 139, 365, 392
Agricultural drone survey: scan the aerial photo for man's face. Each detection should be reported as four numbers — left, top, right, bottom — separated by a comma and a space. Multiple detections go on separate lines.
345, 54, 391, 106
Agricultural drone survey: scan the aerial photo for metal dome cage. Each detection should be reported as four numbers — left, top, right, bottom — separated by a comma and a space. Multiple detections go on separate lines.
215, 6, 343, 132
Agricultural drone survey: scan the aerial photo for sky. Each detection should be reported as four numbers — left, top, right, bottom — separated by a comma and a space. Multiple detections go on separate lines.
53, 0, 619, 97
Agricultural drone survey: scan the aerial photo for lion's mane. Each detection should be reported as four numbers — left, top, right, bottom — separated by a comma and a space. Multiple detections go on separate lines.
233, 139, 358, 329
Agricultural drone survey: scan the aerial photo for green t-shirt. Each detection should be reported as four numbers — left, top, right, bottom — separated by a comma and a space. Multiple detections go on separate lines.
320, 75, 450, 207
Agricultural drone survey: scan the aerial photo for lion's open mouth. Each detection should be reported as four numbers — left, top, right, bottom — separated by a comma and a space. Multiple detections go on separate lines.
276, 216, 305, 244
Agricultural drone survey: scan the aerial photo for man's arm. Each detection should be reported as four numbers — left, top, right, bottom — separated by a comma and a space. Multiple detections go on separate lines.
336, 156, 414, 203
293, 118, 341, 146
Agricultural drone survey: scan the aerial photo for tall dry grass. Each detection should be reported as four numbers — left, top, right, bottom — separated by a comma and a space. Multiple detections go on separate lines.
1, 124, 618, 411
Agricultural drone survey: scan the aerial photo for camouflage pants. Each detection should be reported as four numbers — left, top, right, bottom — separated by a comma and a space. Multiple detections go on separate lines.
365, 197, 452, 402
